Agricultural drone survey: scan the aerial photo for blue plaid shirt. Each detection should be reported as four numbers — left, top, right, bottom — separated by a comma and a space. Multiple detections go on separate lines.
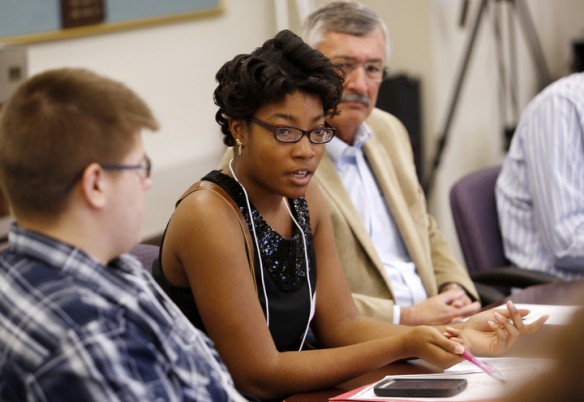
0, 225, 245, 402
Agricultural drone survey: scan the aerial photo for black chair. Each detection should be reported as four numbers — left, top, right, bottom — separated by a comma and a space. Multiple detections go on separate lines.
449, 166, 560, 305
128, 243, 160, 273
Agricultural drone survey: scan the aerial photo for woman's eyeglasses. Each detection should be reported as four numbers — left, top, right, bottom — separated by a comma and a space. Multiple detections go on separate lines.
250, 117, 336, 144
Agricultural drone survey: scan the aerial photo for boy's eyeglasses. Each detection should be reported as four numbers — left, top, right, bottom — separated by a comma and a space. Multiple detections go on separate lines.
101, 155, 152, 179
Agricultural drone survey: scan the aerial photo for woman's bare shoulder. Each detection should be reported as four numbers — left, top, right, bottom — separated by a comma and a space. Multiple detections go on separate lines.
166, 185, 245, 251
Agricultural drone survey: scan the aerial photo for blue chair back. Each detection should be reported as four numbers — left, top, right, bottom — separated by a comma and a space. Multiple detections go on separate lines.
450, 166, 506, 274
128, 243, 160, 273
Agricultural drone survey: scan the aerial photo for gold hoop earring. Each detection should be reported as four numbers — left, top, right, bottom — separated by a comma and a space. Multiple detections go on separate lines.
236, 139, 243, 156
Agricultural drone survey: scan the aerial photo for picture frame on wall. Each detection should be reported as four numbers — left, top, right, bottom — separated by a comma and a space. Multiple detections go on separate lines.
0, 0, 224, 45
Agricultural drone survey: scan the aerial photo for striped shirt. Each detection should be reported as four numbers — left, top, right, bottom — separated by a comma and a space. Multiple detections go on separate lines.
496, 72, 584, 280
0, 224, 245, 402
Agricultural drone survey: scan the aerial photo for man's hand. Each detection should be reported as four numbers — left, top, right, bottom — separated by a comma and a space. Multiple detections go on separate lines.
400, 289, 481, 325
439, 283, 475, 308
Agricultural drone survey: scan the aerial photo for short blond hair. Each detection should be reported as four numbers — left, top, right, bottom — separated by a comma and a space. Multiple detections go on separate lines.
0, 68, 159, 218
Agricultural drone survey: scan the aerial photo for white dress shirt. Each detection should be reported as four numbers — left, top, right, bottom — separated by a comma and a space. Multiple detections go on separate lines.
327, 123, 427, 323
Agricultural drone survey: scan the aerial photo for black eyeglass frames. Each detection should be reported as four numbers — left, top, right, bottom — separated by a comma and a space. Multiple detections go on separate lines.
250, 117, 335, 144
101, 154, 152, 179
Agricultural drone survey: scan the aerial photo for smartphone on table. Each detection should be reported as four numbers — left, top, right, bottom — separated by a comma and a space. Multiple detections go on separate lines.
373, 377, 468, 398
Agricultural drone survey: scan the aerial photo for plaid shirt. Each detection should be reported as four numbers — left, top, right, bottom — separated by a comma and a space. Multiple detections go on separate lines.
0, 225, 245, 402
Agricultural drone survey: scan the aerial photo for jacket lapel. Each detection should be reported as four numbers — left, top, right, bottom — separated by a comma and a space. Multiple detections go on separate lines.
363, 137, 434, 292
316, 154, 386, 272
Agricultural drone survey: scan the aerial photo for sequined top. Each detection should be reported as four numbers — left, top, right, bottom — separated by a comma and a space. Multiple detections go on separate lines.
154, 170, 317, 351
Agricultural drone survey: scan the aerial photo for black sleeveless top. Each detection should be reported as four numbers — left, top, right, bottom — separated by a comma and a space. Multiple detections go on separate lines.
153, 170, 317, 351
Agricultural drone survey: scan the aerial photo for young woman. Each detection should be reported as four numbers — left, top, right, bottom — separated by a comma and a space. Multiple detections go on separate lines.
153, 30, 546, 400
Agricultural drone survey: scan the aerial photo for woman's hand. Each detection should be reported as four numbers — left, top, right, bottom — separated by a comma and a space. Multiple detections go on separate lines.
400, 325, 467, 370
458, 300, 548, 355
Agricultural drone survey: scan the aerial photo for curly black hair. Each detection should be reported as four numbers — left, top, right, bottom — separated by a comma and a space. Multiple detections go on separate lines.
213, 29, 344, 146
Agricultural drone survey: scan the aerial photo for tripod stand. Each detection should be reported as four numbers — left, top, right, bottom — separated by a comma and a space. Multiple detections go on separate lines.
424, 0, 552, 195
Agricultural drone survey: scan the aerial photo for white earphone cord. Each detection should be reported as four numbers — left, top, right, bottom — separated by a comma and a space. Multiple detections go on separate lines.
283, 200, 313, 351
229, 159, 270, 327
228, 159, 313, 351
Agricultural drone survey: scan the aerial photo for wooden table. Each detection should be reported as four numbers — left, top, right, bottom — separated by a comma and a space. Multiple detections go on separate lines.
503, 279, 584, 306
284, 361, 437, 402
285, 280, 584, 402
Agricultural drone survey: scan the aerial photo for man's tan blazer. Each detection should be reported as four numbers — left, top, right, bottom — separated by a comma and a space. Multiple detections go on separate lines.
314, 108, 478, 322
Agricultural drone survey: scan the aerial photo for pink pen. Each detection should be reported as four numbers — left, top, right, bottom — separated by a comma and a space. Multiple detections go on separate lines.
461, 350, 507, 384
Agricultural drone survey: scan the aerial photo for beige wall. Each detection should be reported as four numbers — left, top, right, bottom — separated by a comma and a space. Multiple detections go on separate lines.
288, 0, 584, 263
19, 0, 584, 266
24, 0, 277, 239
426, 0, 583, 262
